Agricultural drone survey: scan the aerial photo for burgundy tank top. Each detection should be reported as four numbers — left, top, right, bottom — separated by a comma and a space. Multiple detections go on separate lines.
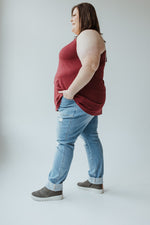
54, 37, 107, 115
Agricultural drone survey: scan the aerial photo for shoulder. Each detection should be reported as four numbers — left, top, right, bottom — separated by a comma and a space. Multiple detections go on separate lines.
77, 29, 100, 39
76, 29, 106, 54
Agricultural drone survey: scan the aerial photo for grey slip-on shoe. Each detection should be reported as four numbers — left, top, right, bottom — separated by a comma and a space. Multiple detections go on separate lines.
77, 180, 104, 194
31, 186, 63, 201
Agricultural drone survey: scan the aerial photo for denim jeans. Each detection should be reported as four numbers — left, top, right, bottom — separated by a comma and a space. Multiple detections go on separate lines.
45, 96, 104, 191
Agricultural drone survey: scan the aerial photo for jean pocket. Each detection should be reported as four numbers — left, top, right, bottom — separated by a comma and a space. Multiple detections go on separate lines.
58, 96, 75, 117
62, 96, 74, 101
61, 96, 74, 106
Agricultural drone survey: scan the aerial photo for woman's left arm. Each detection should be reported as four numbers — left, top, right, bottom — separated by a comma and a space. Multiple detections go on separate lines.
58, 29, 105, 99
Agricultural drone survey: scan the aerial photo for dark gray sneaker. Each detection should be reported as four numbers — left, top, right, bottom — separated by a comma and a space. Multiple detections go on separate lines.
77, 180, 104, 194
31, 186, 63, 201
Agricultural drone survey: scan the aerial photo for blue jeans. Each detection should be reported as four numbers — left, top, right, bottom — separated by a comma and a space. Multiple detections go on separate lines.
45, 96, 104, 191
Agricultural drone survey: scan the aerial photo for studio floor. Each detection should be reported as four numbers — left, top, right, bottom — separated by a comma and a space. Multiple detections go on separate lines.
0, 135, 150, 225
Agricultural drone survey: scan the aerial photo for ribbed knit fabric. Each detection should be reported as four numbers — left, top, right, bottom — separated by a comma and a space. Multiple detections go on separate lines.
54, 37, 107, 115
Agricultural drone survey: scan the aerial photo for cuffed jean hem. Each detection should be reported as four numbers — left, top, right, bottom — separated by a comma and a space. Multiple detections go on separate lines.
88, 176, 103, 184
45, 180, 63, 191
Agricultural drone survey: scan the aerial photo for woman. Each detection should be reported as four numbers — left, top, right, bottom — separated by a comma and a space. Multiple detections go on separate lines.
31, 2, 107, 201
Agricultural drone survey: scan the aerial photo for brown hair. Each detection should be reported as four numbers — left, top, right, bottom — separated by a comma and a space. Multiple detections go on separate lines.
71, 2, 106, 43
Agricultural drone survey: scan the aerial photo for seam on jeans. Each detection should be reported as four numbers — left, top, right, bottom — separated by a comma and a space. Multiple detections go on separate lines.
64, 103, 77, 141
83, 135, 94, 171
58, 103, 76, 180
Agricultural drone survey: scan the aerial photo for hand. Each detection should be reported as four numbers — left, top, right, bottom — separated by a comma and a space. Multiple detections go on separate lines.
58, 89, 74, 100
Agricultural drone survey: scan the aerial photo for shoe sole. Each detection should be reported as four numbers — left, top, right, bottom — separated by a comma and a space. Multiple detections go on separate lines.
31, 194, 63, 201
77, 186, 104, 194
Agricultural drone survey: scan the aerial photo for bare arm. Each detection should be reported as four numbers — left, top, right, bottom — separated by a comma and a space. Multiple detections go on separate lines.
59, 29, 105, 99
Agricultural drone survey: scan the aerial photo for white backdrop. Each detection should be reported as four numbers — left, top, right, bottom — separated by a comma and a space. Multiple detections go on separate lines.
0, 0, 150, 225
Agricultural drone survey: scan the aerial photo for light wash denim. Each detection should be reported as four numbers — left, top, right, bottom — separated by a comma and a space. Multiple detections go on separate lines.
45, 96, 104, 191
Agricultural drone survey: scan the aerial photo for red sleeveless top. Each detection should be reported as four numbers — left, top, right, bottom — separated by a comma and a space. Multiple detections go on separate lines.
54, 37, 107, 115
